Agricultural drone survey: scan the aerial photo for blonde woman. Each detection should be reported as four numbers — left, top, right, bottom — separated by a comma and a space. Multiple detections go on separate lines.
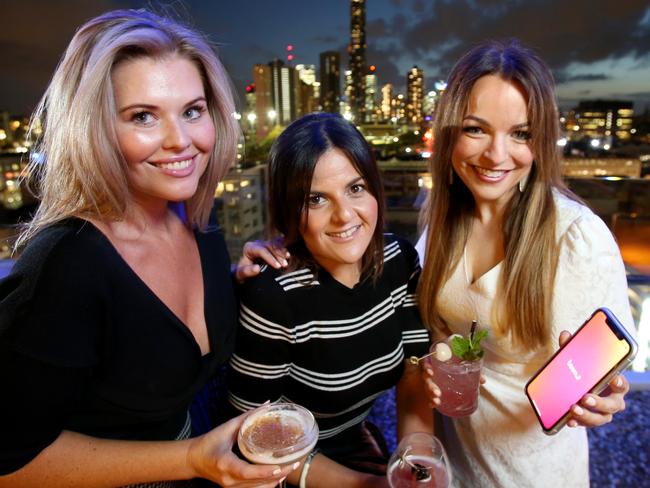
0, 10, 294, 487
417, 39, 634, 487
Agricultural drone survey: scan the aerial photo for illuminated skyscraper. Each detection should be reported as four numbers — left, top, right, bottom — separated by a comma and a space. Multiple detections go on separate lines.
296, 64, 319, 115
364, 68, 378, 123
319, 51, 340, 113
406, 65, 424, 125
381, 83, 393, 122
253, 64, 273, 140
269, 58, 300, 125
348, 0, 366, 122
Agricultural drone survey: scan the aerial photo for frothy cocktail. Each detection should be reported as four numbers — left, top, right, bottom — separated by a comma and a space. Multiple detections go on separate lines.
238, 403, 318, 465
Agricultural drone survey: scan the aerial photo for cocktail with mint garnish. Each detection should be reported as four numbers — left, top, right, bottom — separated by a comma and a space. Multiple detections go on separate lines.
428, 322, 487, 417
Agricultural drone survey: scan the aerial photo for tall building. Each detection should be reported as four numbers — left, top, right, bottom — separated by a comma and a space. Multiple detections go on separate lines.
253, 64, 273, 140
364, 70, 378, 123
422, 90, 437, 120
381, 83, 394, 122
342, 70, 354, 119
348, 0, 367, 122
320, 51, 340, 113
406, 65, 424, 125
296, 64, 319, 115
269, 59, 299, 126
569, 100, 634, 143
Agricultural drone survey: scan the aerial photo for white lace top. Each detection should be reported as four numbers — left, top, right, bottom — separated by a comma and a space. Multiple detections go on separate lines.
416, 192, 634, 488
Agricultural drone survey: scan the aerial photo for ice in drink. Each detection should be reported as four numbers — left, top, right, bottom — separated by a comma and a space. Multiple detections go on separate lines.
238, 402, 318, 465
429, 340, 483, 417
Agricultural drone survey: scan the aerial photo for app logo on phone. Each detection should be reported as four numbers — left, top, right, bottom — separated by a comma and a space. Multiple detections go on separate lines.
566, 359, 581, 380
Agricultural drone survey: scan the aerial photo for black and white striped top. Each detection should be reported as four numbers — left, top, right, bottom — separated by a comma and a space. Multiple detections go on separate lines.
228, 234, 430, 443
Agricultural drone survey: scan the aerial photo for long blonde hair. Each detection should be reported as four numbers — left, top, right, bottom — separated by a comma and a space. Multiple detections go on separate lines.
418, 39, 576, 351
17, 9, 239, 248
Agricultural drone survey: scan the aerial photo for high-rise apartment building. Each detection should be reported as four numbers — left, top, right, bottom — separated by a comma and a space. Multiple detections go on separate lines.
406, 65, 424, 125
348, 0, 366, 122
319, 51, 341, 113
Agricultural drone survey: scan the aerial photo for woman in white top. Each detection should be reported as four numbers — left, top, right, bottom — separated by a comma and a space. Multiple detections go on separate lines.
417, 39, 634, 487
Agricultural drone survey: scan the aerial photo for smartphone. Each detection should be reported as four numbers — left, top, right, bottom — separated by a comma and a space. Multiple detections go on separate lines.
525, 308, 637, 435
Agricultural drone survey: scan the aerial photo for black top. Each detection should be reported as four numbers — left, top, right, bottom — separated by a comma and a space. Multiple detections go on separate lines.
0, 218, 237, 475
227, 235, 429, 449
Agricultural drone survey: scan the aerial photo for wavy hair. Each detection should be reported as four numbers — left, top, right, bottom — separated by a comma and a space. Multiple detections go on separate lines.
17, 9, 239, 248
418, 39, 576, 350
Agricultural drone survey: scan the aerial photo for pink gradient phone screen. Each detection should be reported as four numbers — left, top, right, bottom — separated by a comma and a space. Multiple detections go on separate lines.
527, 311, 631, 430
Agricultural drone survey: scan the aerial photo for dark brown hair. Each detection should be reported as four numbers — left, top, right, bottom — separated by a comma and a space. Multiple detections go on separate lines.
268, 113, 385, 280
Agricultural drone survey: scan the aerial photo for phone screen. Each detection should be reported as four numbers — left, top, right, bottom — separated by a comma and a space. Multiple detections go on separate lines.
526, 310, 631, 431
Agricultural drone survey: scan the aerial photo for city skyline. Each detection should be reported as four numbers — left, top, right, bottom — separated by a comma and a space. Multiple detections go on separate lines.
1, 0, 650, 115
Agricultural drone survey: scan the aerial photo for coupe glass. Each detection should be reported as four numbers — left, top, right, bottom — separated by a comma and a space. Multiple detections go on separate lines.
238, 402, 318, 487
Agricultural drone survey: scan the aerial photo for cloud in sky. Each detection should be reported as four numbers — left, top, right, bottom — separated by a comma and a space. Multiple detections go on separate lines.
1, 0, 649, 113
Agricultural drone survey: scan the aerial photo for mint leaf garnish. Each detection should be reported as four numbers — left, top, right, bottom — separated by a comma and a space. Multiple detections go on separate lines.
450, 328, 488, 361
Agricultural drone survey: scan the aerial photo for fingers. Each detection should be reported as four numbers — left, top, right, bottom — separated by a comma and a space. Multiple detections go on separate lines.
235, 264, 262, 282
558, 330, 571, 348
241, 241, 289, 269
568, 376, 628, 428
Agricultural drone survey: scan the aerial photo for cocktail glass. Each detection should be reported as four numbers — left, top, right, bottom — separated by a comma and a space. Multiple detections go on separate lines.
428, 340, 483, 417
387, 432, 451, 488
238, 402, 319, 487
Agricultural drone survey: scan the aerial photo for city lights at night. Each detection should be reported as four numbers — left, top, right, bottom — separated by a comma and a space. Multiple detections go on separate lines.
0, 3, 649, 484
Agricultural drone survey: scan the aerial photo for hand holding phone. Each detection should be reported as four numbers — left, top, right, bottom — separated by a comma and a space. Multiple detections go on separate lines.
525, 308, 637, 435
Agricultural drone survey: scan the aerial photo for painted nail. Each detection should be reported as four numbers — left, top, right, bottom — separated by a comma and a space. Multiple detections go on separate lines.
584, 396, 596, 407
573, 405, 584, 416
292, 461, 301, 470
282, 259, 288, 267
616, 377, 623, 388
272, 468, 281, 475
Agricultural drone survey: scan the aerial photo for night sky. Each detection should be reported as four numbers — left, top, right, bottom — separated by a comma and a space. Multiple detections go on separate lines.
2, 0, 649, 115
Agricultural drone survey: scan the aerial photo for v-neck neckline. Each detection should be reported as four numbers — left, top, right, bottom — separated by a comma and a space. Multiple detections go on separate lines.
81, 219, 214, 357
463, 246, 502, 288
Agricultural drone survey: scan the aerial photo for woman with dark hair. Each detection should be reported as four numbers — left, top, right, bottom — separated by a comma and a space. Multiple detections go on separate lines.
418, 39, 634, 486
228, 113, 432, 487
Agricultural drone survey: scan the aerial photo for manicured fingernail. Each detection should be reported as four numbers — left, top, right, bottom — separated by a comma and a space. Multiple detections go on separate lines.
292, 461, 300, 470
616, 377, 622, 387
433, 398, 440, 405
573, 405, 584, 416
584, 396, 596, 407
272, 468, 281, 475
286, 251, 291, 258
568, 420, 577, 427
434, 388, 441, 396
282, 259, 288, 267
